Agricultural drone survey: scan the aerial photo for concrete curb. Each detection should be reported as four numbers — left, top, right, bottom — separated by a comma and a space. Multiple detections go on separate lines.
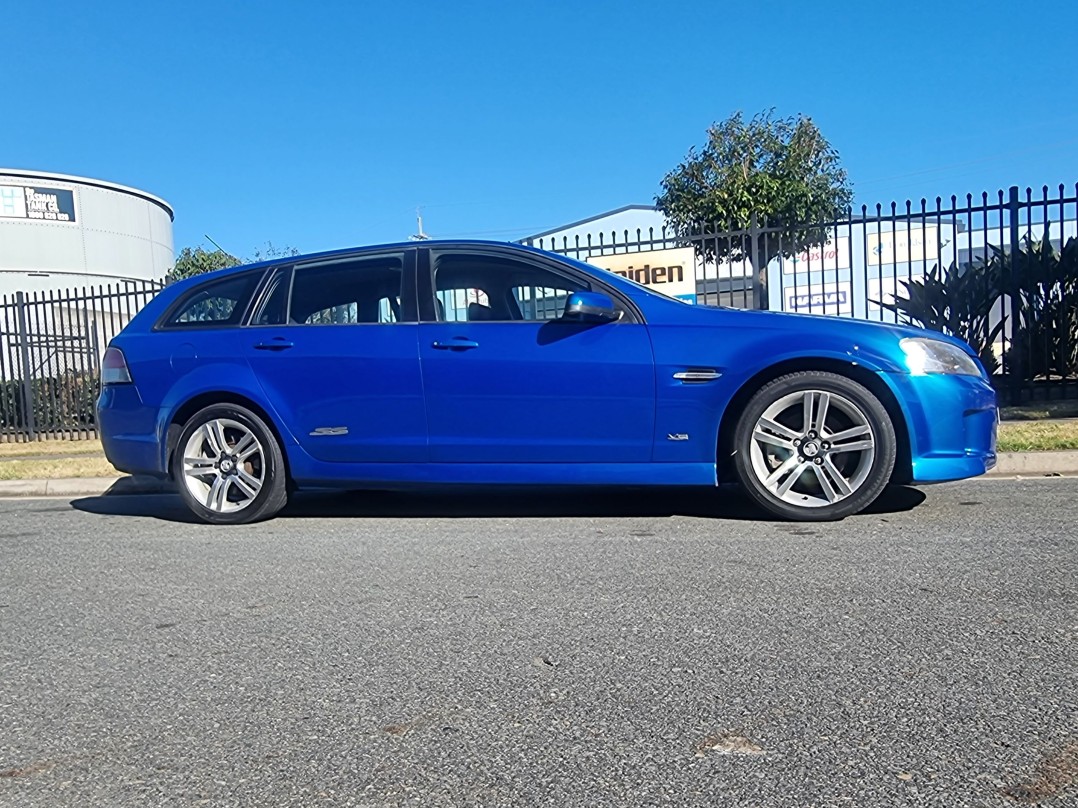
0, 475, 173, 498
0, 451, 1076, 498
987, 450, 1078, 476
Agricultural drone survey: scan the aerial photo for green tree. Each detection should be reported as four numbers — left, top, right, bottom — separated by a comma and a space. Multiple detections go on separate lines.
166, 242, 300, 283
656, 110, 852, 307
166, 246, 241, 283
249, 241, 301, 264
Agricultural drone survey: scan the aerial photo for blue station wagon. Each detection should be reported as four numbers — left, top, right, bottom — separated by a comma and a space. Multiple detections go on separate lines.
97, 241, 998, 524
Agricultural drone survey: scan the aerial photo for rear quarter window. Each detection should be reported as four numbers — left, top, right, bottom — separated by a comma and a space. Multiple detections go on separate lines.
160, 272, 262, 329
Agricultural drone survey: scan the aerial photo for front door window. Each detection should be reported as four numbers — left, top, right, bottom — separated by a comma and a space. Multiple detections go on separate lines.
431, 252, 591, 323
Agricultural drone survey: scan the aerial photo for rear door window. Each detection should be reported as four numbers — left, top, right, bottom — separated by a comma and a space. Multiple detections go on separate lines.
290, 253, 408, 324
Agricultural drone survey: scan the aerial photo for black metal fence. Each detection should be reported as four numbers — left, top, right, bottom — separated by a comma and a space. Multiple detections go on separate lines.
2, 184, 1074, 441
527, 184, 1078, 405
0, 280, 162, 441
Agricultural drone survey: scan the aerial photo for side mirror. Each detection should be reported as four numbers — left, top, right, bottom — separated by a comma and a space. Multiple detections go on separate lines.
563, 291, 619, 323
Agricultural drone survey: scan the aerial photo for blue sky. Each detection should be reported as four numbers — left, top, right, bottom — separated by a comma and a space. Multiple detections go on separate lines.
4, 1, 1077, 258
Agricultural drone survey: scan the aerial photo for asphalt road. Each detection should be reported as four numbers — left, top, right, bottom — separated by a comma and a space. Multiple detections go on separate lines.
1, 480, 1075, 808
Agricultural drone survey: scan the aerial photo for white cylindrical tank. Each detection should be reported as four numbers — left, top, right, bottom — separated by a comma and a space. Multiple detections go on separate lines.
0, 169, 174, 296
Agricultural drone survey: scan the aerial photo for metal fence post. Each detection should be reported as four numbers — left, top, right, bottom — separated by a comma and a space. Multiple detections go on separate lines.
15, 291, 36, 440
749, 212, 766, 309
1006, 186, 1023, 405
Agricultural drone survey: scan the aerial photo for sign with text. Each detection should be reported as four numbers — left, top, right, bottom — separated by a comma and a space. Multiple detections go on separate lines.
868, 226, 938, 266
0, 184, 77, 223
587, 247, 697, 303
784, 281, 853, 315
781, 236, 851, 274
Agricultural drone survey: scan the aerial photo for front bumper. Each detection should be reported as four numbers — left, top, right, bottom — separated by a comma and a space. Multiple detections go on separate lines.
882, 371, 997, 483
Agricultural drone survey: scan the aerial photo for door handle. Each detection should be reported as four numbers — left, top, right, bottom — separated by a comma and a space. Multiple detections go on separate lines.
254, 339, 294, 351
431, 338, 479, 351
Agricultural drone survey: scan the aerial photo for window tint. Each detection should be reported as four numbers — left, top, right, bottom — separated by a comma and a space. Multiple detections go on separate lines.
432, 253, 589, 322
290, 254, 405, 325
250, 267, 291, 326
165, 272, 260, 328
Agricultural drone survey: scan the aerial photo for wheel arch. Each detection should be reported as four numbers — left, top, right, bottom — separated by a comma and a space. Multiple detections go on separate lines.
165, 391, 293, 483
716, 357, 912, 485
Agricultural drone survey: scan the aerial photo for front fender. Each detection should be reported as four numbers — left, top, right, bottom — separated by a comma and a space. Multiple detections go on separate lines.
647, 319, 915, 465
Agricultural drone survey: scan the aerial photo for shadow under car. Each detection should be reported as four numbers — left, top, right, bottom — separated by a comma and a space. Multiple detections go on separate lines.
69, 484, 926, 524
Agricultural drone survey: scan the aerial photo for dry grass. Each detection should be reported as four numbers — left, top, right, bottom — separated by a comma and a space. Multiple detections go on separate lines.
998, 420, 1078, 452
0, 438, 104, 458
0, 455, 118, 481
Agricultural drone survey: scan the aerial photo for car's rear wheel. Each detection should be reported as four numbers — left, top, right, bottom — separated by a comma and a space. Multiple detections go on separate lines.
172, 404, 288, 524
733, 372, 896, 521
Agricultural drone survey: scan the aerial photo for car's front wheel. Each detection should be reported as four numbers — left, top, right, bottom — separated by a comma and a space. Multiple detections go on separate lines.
172, 404, 288, 524
733, 371, 897, 521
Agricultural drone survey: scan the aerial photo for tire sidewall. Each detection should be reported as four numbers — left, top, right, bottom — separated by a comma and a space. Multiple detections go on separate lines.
172, 404, 287, 525
734, 373, 897, 521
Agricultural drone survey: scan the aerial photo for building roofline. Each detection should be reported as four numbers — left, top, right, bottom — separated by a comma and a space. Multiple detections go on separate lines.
524, 204, 658, 241
0, 168, 174, 221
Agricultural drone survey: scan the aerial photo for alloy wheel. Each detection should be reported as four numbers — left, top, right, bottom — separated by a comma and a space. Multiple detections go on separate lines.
181, 418, 265, 513
748, 389, 876, 508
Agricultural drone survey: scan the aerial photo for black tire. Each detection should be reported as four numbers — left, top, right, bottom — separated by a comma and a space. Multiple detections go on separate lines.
172, 403, 289, 525
732, 371, 897, 521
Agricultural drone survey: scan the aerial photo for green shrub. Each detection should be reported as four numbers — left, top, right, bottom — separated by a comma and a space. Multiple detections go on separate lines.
0, 372, 101, 434
1006, 232, 1078, 380
876, 258, 1004, 375
877, 227, 1078, 382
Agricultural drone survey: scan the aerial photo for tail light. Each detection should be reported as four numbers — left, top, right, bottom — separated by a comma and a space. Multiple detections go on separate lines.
101, 346, 133, 385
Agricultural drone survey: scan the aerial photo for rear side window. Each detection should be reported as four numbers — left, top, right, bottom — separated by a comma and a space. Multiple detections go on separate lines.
290, 253, 406, 325
163, 272, 261, 328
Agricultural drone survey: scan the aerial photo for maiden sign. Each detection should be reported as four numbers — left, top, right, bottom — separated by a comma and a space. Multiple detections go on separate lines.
587, 247, 697, 303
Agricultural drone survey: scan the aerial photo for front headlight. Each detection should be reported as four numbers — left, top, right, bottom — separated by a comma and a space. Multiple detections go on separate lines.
900, 337, 982, 376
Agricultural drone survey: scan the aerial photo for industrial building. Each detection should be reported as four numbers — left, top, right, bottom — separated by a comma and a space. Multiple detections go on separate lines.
0, 169, 174, 298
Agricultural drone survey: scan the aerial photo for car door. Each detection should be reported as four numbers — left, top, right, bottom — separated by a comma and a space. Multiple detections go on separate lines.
417, 247, 656, 463
244, 249, 427, 463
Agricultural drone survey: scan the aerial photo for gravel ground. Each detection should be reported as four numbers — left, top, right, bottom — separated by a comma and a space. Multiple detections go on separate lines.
0, 479, 1074, 807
